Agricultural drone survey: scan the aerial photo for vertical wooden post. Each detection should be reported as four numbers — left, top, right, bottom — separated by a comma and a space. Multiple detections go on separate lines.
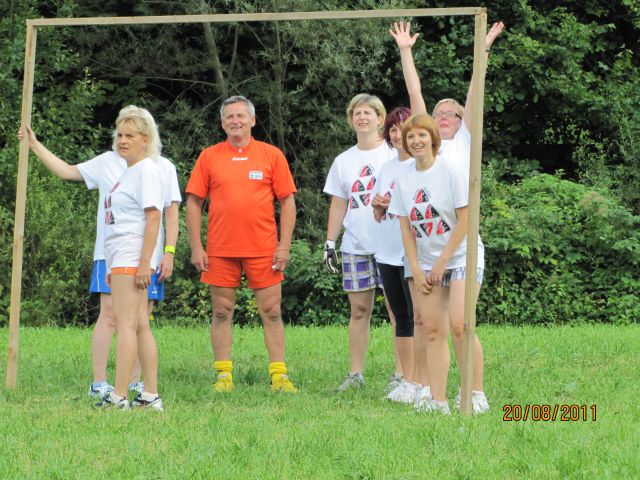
6, 22, 38, 389
460, 10, 487, 416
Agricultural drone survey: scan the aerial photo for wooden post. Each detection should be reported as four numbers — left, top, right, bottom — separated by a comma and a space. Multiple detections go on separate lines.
6, 22, 38, 389
460, 10, 487, 416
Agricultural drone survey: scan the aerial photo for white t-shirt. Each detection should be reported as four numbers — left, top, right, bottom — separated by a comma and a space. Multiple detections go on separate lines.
76, 151, 181, 263
323, 141, 395, 254
440, 121, 471, 184
388, 155, 484, 271
372, 156, 415, 266
103, 158, 165, 271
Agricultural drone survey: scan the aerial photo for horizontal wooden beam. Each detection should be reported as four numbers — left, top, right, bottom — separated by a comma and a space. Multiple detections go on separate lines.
28, 8, 481, 27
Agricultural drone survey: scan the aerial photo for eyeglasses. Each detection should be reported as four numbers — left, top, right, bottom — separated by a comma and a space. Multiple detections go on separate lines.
434, 111, 460, 120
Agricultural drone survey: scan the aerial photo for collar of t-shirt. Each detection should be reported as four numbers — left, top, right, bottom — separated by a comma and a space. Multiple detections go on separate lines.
225, 137, 255, 155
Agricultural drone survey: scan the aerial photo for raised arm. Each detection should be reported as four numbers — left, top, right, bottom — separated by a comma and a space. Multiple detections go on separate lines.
17, 125, 83, 181
463, 22, 505, 128
390, 21, 427, 115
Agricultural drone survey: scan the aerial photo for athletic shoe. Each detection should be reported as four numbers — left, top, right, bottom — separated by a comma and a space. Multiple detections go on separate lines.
94, 393, 129, 410
88, 382, 114, 400
130, 394, 164, 412
213, 372, 234, 392
335, 372, 365, 392
385, 372, 403, 393
386, 380, 418, 404
414, 395, 451, 415
271, 374, 299, 393
128, 381, 145, 395
412, 385, 431, 407
455, 389, 490, 414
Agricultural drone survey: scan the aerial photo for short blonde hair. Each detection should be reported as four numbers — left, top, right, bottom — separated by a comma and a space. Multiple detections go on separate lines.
346, 93, 386, 132
432, 98, 464, 118
402, 114, 441, 157
112, 105, 162, 158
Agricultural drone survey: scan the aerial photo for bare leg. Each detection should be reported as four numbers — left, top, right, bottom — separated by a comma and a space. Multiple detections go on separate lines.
111, 275, 147, 397
407, 281, 429, 387
137, 298, 158, 393
254, 283, 285, 362
449, 280, 484, 391
91, 293, 115, 383
346, 290, 375, 374
210, 286, 236, 360
383, 295, 403, 377
411, 281, 450, 401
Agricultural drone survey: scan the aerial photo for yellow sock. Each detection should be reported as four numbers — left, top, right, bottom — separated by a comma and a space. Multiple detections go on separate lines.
214, 360, 233, 380
269, 361, 287, 380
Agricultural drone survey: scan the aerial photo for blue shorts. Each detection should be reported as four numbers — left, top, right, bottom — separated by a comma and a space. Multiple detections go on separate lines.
89, 260, 165, 301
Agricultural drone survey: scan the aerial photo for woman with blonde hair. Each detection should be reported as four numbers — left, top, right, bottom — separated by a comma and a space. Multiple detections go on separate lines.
323, 93, 396, 391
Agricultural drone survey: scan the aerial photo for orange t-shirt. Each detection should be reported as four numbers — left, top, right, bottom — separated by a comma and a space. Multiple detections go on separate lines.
186, 138, 296, 257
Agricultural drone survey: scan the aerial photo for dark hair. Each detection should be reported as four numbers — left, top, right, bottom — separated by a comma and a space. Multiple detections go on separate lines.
383, 106, 411, 147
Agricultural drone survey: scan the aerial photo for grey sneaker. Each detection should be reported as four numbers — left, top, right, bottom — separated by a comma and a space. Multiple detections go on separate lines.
130, 394, 164, 412
128, 381, 145, 395
94, 392, 129, 410
385, 373, 402, 393
88, 382, 114, 399
455, 389, 490, 414
335, 372, 365, 392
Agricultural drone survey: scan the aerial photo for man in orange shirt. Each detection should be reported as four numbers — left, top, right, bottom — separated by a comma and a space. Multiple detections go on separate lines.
186, 95, 298, 393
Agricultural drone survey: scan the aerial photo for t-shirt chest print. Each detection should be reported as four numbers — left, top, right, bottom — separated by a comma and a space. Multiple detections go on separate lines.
350, 164, 376, 209
382, 181, 396, 221
409, 187, 450, 238
104, 182, 119, 225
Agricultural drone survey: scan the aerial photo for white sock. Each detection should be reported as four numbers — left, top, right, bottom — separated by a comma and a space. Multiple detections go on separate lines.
141, 391, 158, 401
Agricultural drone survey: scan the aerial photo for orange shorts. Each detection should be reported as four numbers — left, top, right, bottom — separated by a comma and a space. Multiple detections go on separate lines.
201, 256, 284, 289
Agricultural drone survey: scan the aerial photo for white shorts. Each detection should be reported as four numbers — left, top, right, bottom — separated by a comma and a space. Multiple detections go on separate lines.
104, 235, 156, 273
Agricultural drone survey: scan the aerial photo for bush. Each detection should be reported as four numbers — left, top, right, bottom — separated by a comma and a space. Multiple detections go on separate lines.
479, 168, 640, 325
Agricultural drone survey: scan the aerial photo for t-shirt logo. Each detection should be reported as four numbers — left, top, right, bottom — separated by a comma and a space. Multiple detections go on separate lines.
419, 222, 433, 237
249, 171, 263, 180
104, 182, 119, 225
415, 189, 430, 203
359, 193, 371, 206
350, 197, 359, 209
352, 180, 365, 192
411, 225, 422, 238
424, 204, 440, 219
410, 207, 423, 221
437, 219, 451, 235
359, 165, 373, 177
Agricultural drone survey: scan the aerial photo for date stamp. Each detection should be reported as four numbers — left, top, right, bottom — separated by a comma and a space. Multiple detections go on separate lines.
503, 404, 597, 422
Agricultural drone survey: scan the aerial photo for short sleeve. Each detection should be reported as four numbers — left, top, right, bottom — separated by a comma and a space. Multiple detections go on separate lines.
185, 150, 211, 200
449, 166, 468, 209
270, 148, 297, 200
323, 158, 347, 199
388, 179, 408, 216
76, 154, 104, 190
163, 160, 182, 207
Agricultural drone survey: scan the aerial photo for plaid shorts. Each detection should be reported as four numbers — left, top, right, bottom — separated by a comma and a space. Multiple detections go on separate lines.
405, 265, 484, 287
342, 252, 381, 292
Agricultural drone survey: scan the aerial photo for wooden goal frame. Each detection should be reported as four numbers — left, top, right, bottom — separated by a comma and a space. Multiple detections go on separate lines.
8, 7, 487, 416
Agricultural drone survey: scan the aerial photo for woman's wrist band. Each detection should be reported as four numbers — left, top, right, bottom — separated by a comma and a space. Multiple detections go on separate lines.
164, 245, 176, 255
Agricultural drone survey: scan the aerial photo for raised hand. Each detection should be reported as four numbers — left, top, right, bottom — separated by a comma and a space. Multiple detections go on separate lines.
389, 20, 419, 50
486, 22, 505, 50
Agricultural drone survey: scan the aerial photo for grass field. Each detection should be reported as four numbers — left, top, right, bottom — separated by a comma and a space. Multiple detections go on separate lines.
0, 324, 638, 479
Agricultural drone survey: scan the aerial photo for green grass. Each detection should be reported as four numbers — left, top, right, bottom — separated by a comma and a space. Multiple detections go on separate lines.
0, 324, 638, 479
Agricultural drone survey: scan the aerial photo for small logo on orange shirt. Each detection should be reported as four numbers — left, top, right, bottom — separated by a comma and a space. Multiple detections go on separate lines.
249, 170, 263, 180
232, 156, 248, 161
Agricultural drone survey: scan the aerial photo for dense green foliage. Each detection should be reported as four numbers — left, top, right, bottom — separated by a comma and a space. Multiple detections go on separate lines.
1, 0, 638, 326
1, 325, 639, 478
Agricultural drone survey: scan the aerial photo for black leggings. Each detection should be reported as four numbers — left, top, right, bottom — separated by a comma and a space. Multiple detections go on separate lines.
378, 262, 414, 337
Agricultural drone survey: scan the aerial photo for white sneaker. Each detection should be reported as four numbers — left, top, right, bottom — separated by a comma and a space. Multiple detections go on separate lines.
386, 380, 418, 404
412, 385, 431, 407
455, 389, 490, 414
88, 382, 114, 400
414, 395, 451, 415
